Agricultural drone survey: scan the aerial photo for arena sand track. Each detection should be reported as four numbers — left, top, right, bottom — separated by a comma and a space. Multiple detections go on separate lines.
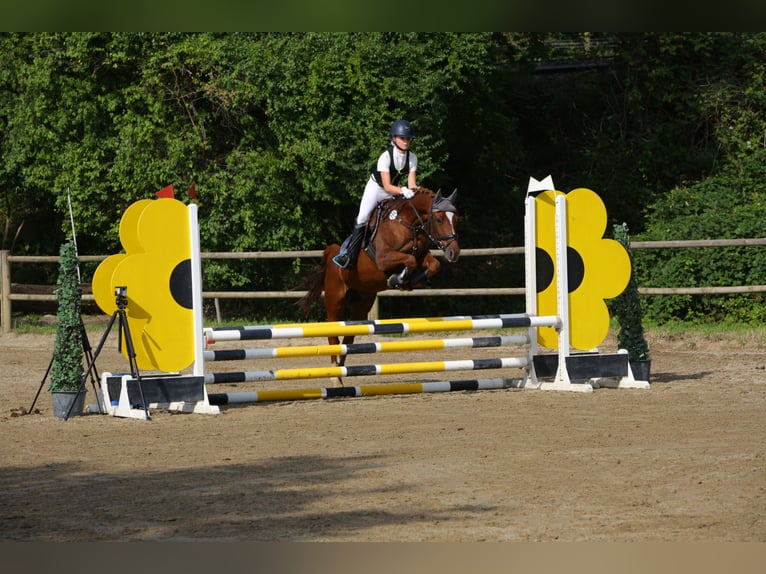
1, 321, 764, 542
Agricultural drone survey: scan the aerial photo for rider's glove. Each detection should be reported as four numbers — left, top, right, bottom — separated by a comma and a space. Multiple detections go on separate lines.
401, 187, 415, 199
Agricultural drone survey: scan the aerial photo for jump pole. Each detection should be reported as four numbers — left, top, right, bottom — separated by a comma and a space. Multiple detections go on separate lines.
203, 313, 557, 343
208, 377, 523, 405
203, 334, 530, 362
205, 356, 529, 384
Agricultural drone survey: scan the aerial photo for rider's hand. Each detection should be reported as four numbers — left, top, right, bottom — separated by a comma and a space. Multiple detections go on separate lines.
401, 187, 415, 199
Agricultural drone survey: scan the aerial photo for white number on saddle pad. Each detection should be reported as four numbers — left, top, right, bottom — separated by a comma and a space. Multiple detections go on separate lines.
388, 210, 398, 220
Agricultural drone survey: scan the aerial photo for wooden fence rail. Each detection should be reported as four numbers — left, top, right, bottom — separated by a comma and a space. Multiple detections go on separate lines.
2, 239, 766, 333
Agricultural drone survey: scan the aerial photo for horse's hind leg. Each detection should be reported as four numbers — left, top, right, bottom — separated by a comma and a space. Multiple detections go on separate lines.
332, 291, 377, 387
322, 248, 349, 386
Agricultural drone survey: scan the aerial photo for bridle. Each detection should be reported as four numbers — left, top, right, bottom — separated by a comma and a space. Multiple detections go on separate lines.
394, 193, 458, 255
426, 199, 459, 251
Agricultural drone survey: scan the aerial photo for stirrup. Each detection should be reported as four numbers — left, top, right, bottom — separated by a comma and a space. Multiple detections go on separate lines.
332, 251, 350, 269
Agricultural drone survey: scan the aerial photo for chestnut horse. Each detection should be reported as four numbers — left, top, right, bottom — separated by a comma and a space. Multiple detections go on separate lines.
295, 187, 459, 384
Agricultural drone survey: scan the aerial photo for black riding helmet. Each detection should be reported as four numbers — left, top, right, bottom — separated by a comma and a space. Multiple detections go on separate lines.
390, 119, 415, 140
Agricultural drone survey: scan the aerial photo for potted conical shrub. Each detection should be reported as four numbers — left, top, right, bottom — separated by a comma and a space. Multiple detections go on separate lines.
611, 223, 651, 382
49, 239, 86, 418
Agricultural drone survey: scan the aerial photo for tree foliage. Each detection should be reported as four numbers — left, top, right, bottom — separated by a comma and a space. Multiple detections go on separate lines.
635, 149, 766, 324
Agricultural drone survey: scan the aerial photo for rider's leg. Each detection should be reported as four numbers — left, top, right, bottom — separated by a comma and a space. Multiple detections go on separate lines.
333, 180, 382, 269
332, 223, 366, 269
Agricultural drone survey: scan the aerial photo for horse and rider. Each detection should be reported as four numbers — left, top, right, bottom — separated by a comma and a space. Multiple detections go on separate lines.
332, 118, 459, 275
296, 119, 460, 381
333, 119, 422, 270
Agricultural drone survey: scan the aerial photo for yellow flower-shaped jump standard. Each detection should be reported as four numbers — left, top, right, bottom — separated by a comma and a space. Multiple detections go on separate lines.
535, 188, 630, 351
92, 198, 196, 373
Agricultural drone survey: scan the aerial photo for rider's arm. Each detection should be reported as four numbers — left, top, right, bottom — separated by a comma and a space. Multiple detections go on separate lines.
407, 170, 417, 190
380, 171, 409, 196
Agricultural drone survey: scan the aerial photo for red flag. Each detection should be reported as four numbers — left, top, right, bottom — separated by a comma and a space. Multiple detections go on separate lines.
155, 184, 174, 199
188, 181, 197, 201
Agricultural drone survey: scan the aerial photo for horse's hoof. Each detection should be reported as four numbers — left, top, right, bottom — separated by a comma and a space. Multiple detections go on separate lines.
388, 268, 409, 290
330, 377, 344, 388
389, 281, 410, 291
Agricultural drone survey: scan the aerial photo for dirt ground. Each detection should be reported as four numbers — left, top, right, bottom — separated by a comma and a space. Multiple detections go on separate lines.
1, 319, 764, 543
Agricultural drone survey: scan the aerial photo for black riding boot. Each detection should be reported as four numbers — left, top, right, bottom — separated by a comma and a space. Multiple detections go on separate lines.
332, 224, 365, 269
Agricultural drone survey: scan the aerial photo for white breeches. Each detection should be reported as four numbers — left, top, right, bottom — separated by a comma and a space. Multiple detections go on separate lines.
355, 177, 395, 226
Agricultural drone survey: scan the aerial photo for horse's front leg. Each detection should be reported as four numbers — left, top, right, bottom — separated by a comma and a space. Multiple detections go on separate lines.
409, 252, 442, 287
336, 335, 353, 368
376, 252, 418, 290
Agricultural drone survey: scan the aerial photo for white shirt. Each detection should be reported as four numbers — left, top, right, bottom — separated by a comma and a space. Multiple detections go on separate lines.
375, 146, 418, 179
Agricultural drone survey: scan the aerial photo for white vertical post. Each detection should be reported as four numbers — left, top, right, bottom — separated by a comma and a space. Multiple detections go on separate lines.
523, 196, 540, 388
552, 193, 572, 387
189, 203, 219, 413
524, 196, 538, 356
190, 204, 205, 377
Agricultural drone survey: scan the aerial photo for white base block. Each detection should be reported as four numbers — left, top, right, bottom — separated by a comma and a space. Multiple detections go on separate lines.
98, 372, 220, 419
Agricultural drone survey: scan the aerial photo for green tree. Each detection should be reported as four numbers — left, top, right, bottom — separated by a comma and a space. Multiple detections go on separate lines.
49, 239, 83, 392
0, 33, 62, 255
635, 148, 766, 324
3, 32, 766, 323
611, 223, 650, 361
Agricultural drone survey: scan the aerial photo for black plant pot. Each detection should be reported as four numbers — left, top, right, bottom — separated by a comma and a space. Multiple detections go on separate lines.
630, 359, 651, 383
51, 390, 86, 419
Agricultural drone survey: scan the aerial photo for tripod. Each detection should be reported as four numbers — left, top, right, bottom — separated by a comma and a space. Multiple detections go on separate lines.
81, 286, 150, 420
31, 287, 151, 421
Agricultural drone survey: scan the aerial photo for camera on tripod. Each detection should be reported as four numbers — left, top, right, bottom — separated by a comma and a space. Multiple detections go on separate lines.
115, 286, 128, 308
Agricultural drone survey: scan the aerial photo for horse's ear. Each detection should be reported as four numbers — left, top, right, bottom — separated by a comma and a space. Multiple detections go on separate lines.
434, 188, 443, 201
448, 188, 457, 203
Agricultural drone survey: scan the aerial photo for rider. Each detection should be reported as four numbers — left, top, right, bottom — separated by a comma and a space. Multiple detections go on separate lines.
332, 119, 419, 269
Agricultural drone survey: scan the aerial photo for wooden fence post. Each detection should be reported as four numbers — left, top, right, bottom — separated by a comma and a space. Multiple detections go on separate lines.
1, 250, 10, 334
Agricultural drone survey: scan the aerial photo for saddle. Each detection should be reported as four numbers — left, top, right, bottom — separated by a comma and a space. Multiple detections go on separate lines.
362, 197, 400, 263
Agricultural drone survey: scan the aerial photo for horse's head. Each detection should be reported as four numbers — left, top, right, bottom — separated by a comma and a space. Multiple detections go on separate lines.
427, 188, 460, 263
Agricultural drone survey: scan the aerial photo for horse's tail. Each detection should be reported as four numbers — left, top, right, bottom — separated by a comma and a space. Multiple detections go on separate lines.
294, 252, 328, 316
